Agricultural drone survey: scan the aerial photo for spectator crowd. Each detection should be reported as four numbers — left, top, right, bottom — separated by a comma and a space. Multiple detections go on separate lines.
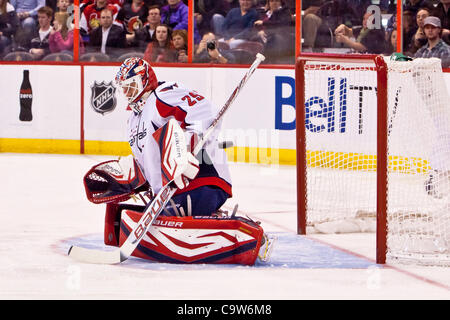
0, 0, 448, 66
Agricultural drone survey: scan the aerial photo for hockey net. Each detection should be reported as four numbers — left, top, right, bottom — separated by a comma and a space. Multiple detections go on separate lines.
296, 54, 450, 265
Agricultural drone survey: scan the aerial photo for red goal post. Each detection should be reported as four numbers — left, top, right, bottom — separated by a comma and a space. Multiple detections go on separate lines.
295, 53, 450, 266
296, 53, 389, 264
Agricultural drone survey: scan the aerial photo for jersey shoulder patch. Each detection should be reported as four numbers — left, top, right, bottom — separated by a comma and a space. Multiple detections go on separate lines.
158, 82, 179, 93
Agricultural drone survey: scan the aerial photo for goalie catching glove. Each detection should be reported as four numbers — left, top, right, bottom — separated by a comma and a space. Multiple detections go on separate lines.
83, 155, 149, 204
153, 118, 200, 190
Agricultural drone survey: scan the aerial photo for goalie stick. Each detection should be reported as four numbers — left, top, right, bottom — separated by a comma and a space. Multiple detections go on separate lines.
68, 53, 266, 264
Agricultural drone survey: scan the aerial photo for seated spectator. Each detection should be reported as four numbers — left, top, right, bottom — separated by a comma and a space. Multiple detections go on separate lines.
128, 4, 160, 50
379, 0, 396, 13
88, 7, 127, 58
407, 7, 431, 55
81, 0, 123, 11
252, 0, 293, 63
334, 11, 387, 54
48, 11, 83, 54
116, 0, 148, 35
194, 31, 235, 64
301, 0, 326, 49
211, 0, 241, 36
172, 28, 187, 62
80, 0, 93, 11
55, 0, 74, 29
385, 28, 397, 54
194, 0, 229, 36
414, 16, 450, 68
10, 0, 45, 35
80, 0, 119, 38
253, 0, 291, 42
28, 5, 53, 60
403, 9, 418, 53
161, 0, 200, 43
404, 0, 435, 15
0, 0, 20, 57
45, 0, 72, 13
56, 0, 71, 13
220, 0, 258, 49
304, 0, 360, 49
109, 0, 124, 10
432, 0, 450, 44
143, 23, 176, 62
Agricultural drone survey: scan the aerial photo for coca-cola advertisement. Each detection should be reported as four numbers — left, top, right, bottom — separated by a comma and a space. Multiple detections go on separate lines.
19, 70, 33, 122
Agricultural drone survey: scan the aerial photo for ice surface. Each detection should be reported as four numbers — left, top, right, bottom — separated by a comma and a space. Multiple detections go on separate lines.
0, 153, 449, 299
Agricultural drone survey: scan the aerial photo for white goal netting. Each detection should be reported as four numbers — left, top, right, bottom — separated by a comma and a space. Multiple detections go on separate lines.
302, 57, 450, 265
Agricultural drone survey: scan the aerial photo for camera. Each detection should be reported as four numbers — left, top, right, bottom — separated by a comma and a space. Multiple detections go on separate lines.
206, 40, 216, 50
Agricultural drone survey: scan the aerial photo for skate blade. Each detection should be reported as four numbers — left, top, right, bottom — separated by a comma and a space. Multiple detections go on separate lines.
258, 234, 276, 262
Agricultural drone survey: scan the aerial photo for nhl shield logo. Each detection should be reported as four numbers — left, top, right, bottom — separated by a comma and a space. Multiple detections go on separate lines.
90, 81, 117, 115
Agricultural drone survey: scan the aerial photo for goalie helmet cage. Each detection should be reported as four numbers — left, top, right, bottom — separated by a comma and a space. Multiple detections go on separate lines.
296, 53, 450, 266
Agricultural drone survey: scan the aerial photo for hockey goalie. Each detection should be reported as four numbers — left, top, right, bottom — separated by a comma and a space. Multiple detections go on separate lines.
81, 57, 272, 265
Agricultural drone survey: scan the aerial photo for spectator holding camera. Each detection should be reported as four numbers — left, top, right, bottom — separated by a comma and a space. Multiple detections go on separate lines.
194, 31, 235, 64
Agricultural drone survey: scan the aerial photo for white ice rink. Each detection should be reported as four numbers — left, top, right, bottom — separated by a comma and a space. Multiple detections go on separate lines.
0, 152, 449, 300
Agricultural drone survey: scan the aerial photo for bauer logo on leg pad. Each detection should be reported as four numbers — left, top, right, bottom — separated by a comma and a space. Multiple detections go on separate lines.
132, 186, 173, 241
119, 213, 265, 265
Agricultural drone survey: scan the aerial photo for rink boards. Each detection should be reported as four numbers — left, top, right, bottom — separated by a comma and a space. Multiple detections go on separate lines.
0, 63, 449, 166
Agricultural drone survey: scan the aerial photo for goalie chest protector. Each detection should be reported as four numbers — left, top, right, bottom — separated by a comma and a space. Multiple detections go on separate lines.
105, 209, 264, 265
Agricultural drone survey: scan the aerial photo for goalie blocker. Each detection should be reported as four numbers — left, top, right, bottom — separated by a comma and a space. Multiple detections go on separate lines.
104, 203, 265, 265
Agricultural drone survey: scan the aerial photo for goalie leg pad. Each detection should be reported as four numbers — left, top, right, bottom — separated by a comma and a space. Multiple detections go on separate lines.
104, 203, 146, 246
115, 211, 265, 265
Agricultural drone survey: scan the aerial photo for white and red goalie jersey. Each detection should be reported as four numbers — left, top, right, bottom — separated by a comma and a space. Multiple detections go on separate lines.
127, 81, 232, 198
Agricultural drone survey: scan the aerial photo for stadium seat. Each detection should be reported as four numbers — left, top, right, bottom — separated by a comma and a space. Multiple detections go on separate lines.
117, 52, 144, 62
80, 52, 110, 62
3, 51, 34, 61
229, 49, 254, 64
234, 41, 264, 56
42, 52, 73, 61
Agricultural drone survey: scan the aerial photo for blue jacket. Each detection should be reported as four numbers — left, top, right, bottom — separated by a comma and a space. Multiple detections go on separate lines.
10, 0, 45, 17
161, 1, 200, 44
223, 7, 258, 40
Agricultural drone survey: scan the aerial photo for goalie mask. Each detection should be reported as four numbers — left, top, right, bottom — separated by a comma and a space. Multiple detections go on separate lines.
115, 57, 158, 113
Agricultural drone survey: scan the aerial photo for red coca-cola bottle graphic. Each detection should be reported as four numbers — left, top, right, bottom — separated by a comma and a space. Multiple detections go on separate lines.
19, 70, 33, 121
